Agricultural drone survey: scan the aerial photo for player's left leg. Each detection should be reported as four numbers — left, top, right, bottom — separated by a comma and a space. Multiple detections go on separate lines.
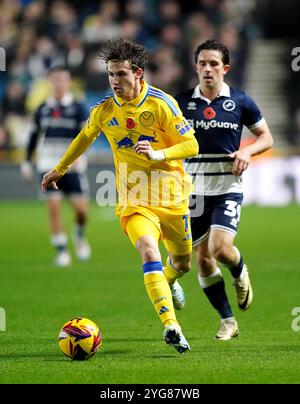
194, 237, 238, 340
209, 229, 253, 311
46, 196, 72, 267
67, 173, 91, 261
125, 213, 190, 354
161, 214, 193, 310
70, 196, 91, 261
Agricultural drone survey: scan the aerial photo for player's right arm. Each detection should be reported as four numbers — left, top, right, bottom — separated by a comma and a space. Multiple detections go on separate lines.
21, 109, 40, 181
41, 106, 101, 193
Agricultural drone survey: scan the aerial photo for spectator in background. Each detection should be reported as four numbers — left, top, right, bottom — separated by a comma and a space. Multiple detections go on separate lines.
2, 81, 26, 116
20, 65, 91, 267
0, 125, 9, 159
82, 0, 120, 44
27, 36, 65, 78
158, 0, 182, 26
219, 24, 246, 86
46, 0, 80, 45
2, 80, 30, 152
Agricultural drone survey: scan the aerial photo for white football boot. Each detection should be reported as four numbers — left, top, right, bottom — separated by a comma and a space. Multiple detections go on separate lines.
170, 280, 185, 310
74, 236, 91, 262
233, 265, 253, 311
55, 250, 72, 267
215, 317, 239, 341
163, 324, 190, 354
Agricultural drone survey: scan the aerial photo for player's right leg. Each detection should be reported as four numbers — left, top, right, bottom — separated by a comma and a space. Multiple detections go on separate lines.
125, 213, 190, 354
209, 193, 253, 311
46, 196, 71, 267
194, 238, 238, 340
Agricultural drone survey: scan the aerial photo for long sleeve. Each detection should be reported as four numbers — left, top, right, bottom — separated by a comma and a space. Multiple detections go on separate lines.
54, 130, 95, 175
162, 138, 199, 161
26, 129, 39, 161
26, 109, 41, 161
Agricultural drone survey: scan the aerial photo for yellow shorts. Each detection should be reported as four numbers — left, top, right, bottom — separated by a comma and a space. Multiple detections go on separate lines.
122, 208, 192, 256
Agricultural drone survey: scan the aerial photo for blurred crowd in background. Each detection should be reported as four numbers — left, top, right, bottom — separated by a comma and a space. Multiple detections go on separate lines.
1, 0, 299, 163
0, 0, 262, 162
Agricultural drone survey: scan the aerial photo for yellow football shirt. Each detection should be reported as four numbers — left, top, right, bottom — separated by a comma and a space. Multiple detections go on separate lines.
55, 80, 197, 217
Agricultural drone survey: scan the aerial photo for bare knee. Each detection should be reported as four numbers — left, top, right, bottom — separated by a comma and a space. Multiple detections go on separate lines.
211, 243, 231, 263
194, 244, 216, 276
72, 199, 89, 226
75, 209, 87, 226
197, 255, 215, 271
141, 246, 159, 262
136, 236, 161, 263
47, 200, 61, 219
170, 255, 191, 273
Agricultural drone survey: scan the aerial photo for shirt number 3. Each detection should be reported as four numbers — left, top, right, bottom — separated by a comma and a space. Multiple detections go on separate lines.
224, 200, 241, 228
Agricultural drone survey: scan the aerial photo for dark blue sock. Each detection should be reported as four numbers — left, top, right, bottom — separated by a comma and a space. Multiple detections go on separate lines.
229, 256, 244, 279
203, 280, 233, 319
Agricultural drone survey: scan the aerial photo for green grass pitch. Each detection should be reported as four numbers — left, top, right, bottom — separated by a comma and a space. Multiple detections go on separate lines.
0, 200, 300, 384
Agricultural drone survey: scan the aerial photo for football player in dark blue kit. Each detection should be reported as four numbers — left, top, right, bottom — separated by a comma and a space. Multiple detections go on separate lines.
21, 66, 91, 267
175, 40, 273, 340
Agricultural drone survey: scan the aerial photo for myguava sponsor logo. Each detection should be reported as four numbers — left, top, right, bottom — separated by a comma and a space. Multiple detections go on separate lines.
194, 120, 239, 130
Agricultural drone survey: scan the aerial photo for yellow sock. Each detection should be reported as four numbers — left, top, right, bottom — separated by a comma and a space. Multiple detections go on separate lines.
164, 257, 184, 286
143, 262, 178, 327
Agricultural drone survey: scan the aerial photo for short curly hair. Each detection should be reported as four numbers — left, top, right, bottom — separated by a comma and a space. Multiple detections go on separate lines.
194, 39, 230, 65
98, 38, 148, 71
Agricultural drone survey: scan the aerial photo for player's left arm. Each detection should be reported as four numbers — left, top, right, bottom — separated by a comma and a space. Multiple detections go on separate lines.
134, 97, 199, 161
133, 136, 198, 161
230, 93, 274, 176
230, 122, 273, 176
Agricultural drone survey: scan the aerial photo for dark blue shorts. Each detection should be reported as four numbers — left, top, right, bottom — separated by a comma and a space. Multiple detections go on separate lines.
42, 172, 89, 198
190, 193, 243, 246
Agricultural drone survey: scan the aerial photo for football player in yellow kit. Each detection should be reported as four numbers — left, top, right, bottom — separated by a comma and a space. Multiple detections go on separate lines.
42, 39, 199, 354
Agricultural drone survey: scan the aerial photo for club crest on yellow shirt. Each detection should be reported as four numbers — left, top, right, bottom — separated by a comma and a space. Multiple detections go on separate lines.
139, 111, 155, 127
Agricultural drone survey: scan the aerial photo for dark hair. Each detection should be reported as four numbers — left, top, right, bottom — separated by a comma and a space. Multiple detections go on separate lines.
98, 38, 148, 71
194, 39, 230, 65
47, 65, 70, 75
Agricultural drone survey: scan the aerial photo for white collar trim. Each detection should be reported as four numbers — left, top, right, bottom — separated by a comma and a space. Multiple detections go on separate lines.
47, 92, 74, 107
192, 82, 230, 103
